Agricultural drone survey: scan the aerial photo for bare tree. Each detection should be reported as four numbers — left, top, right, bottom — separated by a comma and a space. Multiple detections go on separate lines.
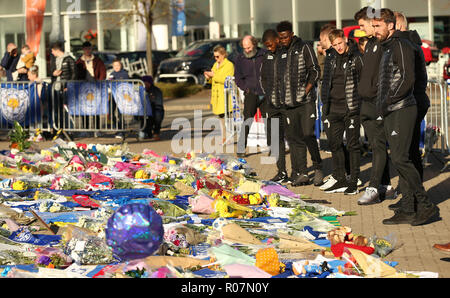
105, 0, 171, 76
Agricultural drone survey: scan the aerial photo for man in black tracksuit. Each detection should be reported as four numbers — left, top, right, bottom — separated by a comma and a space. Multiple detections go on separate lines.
273, 21, 323, 187
260, 29, 288, 182
373, 9, 438, 226
235, 35, 267, 156
320, 30, 363, 195
388, 13, 431, 212
394, 12, 430, 181
354, 7, 396, 206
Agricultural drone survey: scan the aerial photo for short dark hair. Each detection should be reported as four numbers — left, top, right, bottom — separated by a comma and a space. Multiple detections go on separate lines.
374, 8, 396, 27
51, 41, 64, 51
276, 21, 293, 33
354, 6, 371, 21
262, 29, 278, 43
82, 41, 92, 48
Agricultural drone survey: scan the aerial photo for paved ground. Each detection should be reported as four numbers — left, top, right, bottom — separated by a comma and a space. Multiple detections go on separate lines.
1, 88, 449, 277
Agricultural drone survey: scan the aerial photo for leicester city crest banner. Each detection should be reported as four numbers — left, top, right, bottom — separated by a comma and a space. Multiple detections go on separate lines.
111, 82, 152, 116
0, 83, 41, 126
67, 82, 109, 116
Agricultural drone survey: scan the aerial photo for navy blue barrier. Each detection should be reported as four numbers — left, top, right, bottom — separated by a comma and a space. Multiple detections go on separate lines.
0, 81, 51, 132
50, 79, 149, 134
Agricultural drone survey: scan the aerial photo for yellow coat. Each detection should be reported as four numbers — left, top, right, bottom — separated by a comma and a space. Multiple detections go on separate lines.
209, 58, 234, 115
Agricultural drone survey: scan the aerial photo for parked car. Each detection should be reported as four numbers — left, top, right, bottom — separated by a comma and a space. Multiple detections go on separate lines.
155, 38, 243, 85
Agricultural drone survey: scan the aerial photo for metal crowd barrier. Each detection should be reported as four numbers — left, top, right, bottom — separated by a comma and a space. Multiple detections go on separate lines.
424, 79, 450, 157
0, 81, 52, 134
223, 76, 243, 145
50, 79, 147, 137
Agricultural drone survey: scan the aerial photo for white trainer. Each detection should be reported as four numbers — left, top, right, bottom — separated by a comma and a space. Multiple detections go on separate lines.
319, 175, 337, 190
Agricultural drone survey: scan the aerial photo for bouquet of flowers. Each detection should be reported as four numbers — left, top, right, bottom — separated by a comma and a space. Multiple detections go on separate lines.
8, 121, 31, 152
35, 247, 72, 269
369, 234, 397, 257
38, 200, 73, 213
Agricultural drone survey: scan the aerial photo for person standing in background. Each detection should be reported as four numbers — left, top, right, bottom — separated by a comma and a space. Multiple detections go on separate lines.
386, 11, 431, 213
260, 29, 289, 183
354, 7, 397, 206
320, 29, 363, 195
108, 59, 130, 80
204, 45, 235, 145
75, 41, 106, 81
13, 44, 35, 81
275, 21, 324, 187
0, 43, 20, 82
373, 8, 438, 226
235, 35, 267, 157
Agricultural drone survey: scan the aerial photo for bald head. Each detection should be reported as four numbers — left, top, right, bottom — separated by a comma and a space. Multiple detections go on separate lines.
241, 35, 258, 57
395, 12, 408, 31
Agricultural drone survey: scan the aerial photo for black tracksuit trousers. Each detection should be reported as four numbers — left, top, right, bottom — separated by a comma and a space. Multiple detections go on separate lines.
384, 105, 433, 214
360, 100, 391, 188
326, 109, 361, 183
410, 106, 428, 181
281, 101, 322, 175
266, 107, 286, 173
238, 92, 262, 153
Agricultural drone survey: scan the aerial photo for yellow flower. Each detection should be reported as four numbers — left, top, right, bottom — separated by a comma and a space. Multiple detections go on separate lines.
135, 169, 149, 179
249, 193, 262, 205
40, 150, 52, 156
268, 196, 279, 207
34, 191, 40, 200
12, 180, 26, 190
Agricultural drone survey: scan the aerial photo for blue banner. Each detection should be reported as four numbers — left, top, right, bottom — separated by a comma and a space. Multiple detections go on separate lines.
67, 82, 109, 115
0, 82, 41, 126
110, 82, 151, 116
172, 0, 185, 36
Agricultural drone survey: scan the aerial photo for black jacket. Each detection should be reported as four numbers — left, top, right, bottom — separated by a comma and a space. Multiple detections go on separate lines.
260, 48, 278, 108
396, 30, 430, 113
357, 36, 382, 102
321, 40, 363, 117
234, 47, 266, 96
276, 36, 321, 108
1, 51, 20, 82
377, 30, 416, 117
51, 54, 76, 83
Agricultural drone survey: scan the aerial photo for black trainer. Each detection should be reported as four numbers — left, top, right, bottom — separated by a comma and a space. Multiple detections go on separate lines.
270, 171, 289, 183
324, 179, 348, 193
411, 205, 439, 226
344, 183, 359, 195
313, 169, 324, 186
382, 211, 416, 225
388, 201, 402, 211
291, 173, 310, 186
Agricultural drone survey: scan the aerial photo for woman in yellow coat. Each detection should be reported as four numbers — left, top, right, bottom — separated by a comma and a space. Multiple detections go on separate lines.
204, 45, 234, 144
